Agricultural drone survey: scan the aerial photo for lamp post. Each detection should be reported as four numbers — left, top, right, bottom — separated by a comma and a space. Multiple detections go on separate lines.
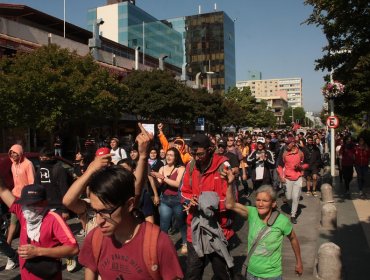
88, 18, 104, 60
329, 70, 335, 177
159, 54, 168, 70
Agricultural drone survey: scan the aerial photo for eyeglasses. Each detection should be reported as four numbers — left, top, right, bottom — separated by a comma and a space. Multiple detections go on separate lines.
190, 151, 207, 158
92, 205, 121, 219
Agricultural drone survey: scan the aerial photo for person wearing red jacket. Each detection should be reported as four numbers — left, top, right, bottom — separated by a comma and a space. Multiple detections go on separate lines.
181, 134, 234, 280
277, 137, 308, 224
354, 137, 370, 198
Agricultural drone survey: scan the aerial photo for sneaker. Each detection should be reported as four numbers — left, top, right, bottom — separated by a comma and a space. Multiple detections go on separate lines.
76, 229, 85, 237
359, 191, 366, 199
312, 191, 318, 197
180, 243, 188, 255
290, 217, 297, 224
66, 257, 77, 272
306, 191, 311, 196
5, 257, 18, 270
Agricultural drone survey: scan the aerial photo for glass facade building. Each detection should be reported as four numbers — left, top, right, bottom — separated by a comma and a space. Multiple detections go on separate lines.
168, 12, 236, 93
87, 2, 183, 68
88, 3, 235, 92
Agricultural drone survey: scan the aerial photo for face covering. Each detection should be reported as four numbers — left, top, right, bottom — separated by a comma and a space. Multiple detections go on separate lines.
22, 206, 47, 242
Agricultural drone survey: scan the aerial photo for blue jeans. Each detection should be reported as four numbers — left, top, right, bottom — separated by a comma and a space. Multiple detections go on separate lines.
355, 165, 368, 191
159, 194, 187, 244
246, 272, 282, 280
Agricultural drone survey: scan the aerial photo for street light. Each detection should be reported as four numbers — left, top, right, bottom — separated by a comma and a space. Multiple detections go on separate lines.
206, 71, 215, 93
158, 54, 168, 70
88, 18, 104, 60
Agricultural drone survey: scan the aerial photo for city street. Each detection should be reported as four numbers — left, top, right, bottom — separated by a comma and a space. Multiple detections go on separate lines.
1, 173, 369, 279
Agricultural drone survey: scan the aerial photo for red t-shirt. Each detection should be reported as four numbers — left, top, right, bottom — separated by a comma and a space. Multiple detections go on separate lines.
79, 223, 184, 280
10, 203, 78, 280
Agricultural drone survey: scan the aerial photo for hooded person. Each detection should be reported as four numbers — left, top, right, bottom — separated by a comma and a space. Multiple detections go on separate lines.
8, 144, 35, 198
157, 123, 192, 164
6, 144, 36, 270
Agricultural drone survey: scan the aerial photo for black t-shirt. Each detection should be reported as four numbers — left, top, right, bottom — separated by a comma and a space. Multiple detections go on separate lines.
224, 152, 239, 169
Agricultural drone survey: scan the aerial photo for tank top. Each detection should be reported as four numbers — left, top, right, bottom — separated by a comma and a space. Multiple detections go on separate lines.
162, 169, 179, 196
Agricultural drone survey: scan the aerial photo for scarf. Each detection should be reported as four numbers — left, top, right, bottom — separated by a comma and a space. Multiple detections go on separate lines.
22, 206, 48, 242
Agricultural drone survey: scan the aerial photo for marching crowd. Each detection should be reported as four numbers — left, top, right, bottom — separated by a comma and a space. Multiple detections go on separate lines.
0, 123, 369, 280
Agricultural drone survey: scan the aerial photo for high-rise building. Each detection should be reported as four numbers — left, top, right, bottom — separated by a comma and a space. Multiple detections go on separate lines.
236, 77, 303, 108
247, 70, 262, 80
88, 2, 183, 68
168, 12, 236, 92
88, 2, 236, 92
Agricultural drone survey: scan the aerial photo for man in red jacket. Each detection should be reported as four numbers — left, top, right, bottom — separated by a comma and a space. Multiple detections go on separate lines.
277, 137, 308, 224
181, 134, 234, 280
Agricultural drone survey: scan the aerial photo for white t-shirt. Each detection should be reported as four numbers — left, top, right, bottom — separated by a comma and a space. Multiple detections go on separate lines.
110, 147, 127, 164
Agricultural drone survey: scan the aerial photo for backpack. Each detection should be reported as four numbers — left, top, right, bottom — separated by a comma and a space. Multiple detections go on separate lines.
92, 222, 161, 280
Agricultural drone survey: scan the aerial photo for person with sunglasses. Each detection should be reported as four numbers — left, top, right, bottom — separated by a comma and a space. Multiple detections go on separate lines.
181, 134, 235, 280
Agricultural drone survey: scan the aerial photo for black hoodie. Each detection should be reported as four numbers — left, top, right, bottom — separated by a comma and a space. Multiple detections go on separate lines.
36, 159, 69, 213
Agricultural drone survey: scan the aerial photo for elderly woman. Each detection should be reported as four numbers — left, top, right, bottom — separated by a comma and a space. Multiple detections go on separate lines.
225, 176, 303, 280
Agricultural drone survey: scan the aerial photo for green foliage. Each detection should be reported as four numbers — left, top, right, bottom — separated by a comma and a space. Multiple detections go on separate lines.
304, 0, 370, 121
358, 129, 370, 146
189, 88, 225, 129
283, 107, 306, 125
223, 87, 277, 128
122, 70, 194, 122
0, 44, 127, 132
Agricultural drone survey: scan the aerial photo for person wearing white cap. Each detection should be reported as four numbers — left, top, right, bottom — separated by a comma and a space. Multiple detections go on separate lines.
247, 138, 275, 190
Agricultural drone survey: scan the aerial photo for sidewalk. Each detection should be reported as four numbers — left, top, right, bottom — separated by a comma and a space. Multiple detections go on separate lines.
318, 172, 370, 280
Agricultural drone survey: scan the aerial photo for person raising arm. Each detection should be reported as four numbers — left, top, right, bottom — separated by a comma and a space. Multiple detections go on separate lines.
224, 170, 303, 279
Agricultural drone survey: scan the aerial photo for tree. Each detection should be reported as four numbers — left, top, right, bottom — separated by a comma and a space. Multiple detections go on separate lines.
122, 69, 194, 122
283, 107, 305, 125
189, 88, 225, 131
304, 0, 370, 123
224, 87, 277, 128
0, 44, 128, 132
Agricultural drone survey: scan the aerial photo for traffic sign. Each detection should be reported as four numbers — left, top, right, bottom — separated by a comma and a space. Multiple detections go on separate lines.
196, 117, 205, 131
326, 116, 339, 128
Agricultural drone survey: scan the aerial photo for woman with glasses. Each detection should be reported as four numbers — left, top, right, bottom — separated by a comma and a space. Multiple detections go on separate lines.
150, 147, 187, 254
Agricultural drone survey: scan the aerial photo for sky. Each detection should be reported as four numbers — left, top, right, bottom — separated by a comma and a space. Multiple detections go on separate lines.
5, 0, 328, 112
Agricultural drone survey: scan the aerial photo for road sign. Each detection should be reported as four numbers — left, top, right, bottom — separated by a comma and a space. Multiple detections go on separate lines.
326, 116, 339, 128
196, 117, 205, 131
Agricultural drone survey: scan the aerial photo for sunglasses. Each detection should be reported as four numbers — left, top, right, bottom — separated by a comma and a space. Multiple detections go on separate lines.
190, 151, 207, 158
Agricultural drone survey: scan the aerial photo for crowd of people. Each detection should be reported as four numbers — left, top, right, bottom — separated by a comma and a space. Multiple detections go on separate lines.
0, 123, 369, 279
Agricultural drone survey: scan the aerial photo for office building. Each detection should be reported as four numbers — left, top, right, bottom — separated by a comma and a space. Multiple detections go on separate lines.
87, 1, 183, 68
168, 11, 236, 92
89, 2, 236, 92
236, 77, 303, 108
